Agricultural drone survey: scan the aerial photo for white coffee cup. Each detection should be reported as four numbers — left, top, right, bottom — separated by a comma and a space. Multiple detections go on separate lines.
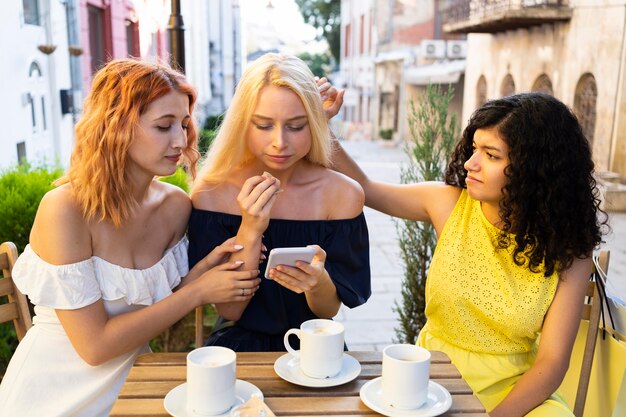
283, 319, 344, 379
186, 346, 237, 415
382, 344, 430, 409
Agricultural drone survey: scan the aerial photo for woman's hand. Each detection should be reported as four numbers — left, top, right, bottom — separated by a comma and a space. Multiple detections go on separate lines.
237, 173, 282, 236
316, 76, 344, 120
194, 260, 261, 304
267, 245, 329, 293
196, 237, 267, 272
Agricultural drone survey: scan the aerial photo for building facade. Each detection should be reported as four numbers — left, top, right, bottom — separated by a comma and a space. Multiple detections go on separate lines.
373, 0, 466, 143
443, 0, 626, 184
0, 0, 78, 168
339, 0, 466, 143
340, 0, 376, 140
0, 0, 240, 169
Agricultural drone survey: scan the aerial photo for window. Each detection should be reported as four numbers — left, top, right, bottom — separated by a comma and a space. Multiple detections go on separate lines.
574, 73, 598, 145
500, 74, 515, 97
41, 96, 47, 131
531, 74, 553, 95
359, 15, 364, 55
28, 62, 43, 133
126, 20, 139, 57
17, 142, 27, 164
88, 5, 106, 73
476, 75, 487, 108
22, 0, 40, 25
344, 23, 351, 58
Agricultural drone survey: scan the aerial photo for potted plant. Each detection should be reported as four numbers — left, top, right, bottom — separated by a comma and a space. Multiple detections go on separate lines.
68, 45, 83, 56
379, 128, 394, 141
37, 44, 57, 55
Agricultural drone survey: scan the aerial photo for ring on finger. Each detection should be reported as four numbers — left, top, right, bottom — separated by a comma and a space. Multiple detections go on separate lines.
241, 288, 245, 296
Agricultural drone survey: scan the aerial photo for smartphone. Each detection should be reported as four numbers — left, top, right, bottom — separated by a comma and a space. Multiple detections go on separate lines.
264, 246, 316, 279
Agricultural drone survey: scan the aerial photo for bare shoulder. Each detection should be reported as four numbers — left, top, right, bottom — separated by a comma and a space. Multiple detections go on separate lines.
320, 169, 365, 219
154, 181, 192, 239
190, 178, 241, 214
419, 182, 462, 233
30, 184, 92, 264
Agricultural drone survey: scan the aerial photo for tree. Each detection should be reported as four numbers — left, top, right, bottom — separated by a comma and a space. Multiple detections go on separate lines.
295, 0, 341, 65
297, 51, 333, 78
393, 84, 459, 344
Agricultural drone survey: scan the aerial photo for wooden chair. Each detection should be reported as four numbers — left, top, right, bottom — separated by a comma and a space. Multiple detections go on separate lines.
194, 306, 203, 348
573, 250, 610, 417
0, 242, 31, 341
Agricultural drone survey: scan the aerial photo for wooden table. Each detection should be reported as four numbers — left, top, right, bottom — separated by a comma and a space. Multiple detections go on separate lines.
111, 351, 488, 416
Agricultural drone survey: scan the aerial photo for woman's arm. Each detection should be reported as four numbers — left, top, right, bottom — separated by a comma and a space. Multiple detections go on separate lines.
489, 256, 592, 417
331, 138, 460, 231
212, 174, 282, 321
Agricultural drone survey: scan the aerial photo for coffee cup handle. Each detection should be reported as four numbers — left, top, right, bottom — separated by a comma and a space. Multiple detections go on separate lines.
283, 329, 301, 358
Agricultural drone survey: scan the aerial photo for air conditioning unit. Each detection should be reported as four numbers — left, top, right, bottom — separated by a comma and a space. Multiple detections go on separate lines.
421, 40, 446, 59
447, 40, 467, 59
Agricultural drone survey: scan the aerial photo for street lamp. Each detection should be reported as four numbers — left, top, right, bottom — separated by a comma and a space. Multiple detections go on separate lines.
168, 0, 185, 72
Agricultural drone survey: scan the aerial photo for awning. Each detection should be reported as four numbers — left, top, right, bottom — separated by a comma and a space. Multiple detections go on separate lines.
404, 59, 466, 85
374, 50, 414, 63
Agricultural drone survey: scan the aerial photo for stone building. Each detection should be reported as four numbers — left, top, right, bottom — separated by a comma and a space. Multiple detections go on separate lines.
442, 0, 626, 208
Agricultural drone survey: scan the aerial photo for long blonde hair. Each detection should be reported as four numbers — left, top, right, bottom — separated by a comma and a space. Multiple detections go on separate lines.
56, 58, 199, 227
197, 53, 331, 185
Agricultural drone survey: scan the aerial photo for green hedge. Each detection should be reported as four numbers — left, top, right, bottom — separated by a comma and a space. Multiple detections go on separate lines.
0, 163, 63, 377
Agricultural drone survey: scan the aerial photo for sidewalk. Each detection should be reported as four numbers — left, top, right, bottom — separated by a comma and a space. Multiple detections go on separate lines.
335, 139, 626, 351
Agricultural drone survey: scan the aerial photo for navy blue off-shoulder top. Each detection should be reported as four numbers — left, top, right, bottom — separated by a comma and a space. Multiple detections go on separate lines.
188, 209, 371, 351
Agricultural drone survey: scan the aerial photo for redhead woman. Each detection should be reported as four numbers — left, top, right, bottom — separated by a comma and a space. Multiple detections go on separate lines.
0, 59, 259, 416
188, 53, 371, 351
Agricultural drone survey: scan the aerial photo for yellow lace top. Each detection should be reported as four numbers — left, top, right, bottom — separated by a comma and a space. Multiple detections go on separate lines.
423, 190, 559, 354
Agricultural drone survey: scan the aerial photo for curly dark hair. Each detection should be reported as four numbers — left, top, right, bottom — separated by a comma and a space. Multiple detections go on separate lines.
445, 93, 608, 277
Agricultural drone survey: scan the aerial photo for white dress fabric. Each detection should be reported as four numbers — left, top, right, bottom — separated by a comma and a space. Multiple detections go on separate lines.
0, 237, 189, 417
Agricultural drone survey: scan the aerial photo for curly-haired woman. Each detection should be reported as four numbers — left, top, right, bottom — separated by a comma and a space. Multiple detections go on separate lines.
331, 92, 608, 417
0, 59, 260, 416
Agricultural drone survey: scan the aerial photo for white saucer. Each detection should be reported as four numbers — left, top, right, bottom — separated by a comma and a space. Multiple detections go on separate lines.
359, 377, 452, 417
274, 352, 361, 387
163, 379, 263, 417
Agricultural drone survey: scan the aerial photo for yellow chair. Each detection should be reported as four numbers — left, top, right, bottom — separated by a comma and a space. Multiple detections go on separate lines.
573, 250, 610, 417
0, 242, 31, 341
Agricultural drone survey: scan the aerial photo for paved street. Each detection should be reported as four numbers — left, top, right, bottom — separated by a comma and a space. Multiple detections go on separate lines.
335, 139, 626, 351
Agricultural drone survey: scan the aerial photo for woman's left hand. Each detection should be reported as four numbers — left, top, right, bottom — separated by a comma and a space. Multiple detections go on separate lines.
316, 77, 344, 120
268, 245, 329, 294
197, 237, 267, 271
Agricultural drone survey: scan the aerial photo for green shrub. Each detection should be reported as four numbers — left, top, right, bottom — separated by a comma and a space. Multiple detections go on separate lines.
160, 166, 190, 193
379, 128, 394, 140
203, 114, 224, 131
0, 163, 62, 377
393, 84, 458, 344
198, 129, 217, 157
0, 164, 63, 253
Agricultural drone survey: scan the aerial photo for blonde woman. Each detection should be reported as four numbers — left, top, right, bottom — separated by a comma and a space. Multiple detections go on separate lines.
0, 59, 260, 416
189, 53, 371, 351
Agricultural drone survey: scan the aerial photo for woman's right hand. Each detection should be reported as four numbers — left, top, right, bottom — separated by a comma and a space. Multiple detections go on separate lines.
237, 173, 282, 236
195, 261, 261, 304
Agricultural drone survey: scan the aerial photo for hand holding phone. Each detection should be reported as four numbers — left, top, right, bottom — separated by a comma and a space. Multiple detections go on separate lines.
264, 247, 316, 279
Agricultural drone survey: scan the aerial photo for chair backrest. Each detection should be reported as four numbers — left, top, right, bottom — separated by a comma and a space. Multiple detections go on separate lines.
573, 250, 610, 417
195, 306, 203, 348
0, 242, 32, 341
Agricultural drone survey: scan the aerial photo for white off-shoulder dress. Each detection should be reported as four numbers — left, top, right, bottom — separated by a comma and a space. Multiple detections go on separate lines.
0, 237, 189, 417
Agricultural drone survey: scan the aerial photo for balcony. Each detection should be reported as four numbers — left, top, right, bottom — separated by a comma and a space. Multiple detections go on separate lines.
442, 0, 573, 34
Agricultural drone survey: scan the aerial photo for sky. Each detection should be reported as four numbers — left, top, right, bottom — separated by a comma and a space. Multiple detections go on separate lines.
238, 0, 328, 56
